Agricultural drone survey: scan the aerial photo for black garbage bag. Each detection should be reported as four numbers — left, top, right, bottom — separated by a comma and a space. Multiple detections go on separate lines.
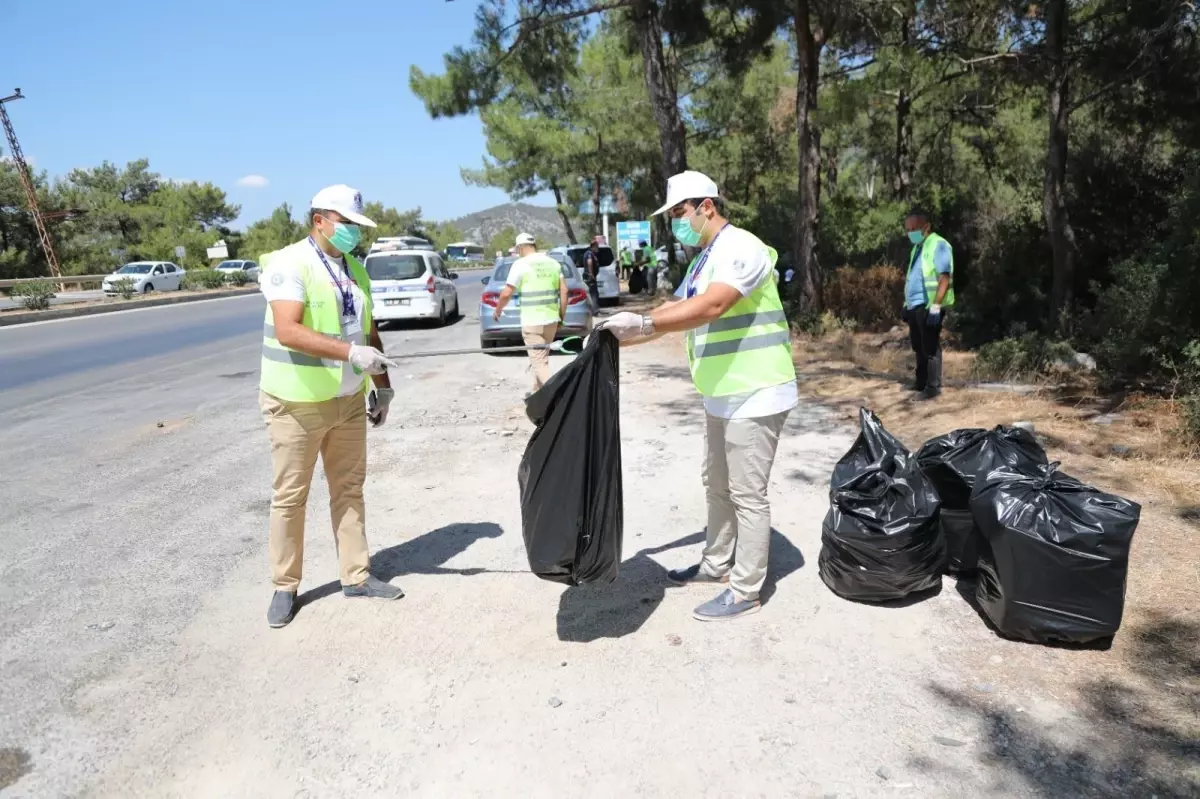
971, 462, 1141, 644
518, 330, 623, 585
917, 426, 1048, 573
819, 408, 945, 602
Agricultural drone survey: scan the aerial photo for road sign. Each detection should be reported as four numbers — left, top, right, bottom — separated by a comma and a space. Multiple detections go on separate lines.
174, 246, 186, 259
615, 220, 651, 257
206, 244, 229, 260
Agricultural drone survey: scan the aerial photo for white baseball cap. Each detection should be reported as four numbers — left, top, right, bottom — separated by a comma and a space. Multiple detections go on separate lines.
652, 170, 720, 216
310, 184, 376, 228
515, 232, 537, 246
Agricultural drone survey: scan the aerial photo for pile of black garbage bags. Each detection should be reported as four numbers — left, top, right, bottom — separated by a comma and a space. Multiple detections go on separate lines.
819, 408, 1141, 645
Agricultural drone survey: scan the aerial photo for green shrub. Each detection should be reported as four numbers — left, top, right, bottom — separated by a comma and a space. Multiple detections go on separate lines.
823, 264, 904, 332
111, 277, 137, 299
9, 281, 55, 311
225, 270, 251, 287
973, 333, 1075, 381
183, 268, 227, 290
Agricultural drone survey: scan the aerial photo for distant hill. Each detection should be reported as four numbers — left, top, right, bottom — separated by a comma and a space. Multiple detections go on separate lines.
448, 202, 568, 247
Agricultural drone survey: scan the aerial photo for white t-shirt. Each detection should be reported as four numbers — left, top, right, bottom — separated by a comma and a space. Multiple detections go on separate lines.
678, 225, 799, 420
261, 241, 368, 398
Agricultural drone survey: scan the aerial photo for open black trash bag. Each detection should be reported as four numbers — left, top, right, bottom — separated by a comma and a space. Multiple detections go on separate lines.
819, 408, 945, 602
917, 426, 1048, 573
971, 462, 1140, 645
519, 330, 623, 585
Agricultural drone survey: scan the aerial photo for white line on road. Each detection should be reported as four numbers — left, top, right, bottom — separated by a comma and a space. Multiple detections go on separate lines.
0, 292, 263, 331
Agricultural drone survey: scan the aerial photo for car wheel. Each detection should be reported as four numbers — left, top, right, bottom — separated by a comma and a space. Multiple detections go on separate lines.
143, 283, 154, 294
437, 302, 448, 326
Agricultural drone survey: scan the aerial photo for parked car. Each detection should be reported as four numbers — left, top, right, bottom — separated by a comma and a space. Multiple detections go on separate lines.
363, 249, 459, 326
102, 261, 185, 294
548, 244, 619, 305
215, 259, 260, 281
655, 243, 689, 268
478, 253, 593, 348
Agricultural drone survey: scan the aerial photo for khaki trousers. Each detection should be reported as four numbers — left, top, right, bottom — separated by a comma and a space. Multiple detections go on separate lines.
260, 391, 371, 592
522, 322, 559, 390
700, 410, 790, 601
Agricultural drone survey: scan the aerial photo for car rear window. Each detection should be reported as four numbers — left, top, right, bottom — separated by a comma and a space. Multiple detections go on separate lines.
365, 254, 426, 281
565, 247, 614, 269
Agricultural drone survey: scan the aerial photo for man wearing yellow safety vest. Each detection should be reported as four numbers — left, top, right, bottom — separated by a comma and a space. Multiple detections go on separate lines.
258, 184, 403, 629
599, 171, 797, 622
493, 232, 567, 393
901, 210, 954, 400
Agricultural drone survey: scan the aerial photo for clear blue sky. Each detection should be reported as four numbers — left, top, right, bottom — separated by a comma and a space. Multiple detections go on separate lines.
3, 0, 549, 228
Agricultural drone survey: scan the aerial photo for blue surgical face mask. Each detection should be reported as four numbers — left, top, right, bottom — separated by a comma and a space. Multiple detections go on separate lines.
672, 209, 705, 247
320, 216, 362, 253
907, 230, 926, 245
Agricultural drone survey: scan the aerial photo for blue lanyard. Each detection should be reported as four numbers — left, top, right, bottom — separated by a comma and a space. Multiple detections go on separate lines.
308, 237, 356, 318
685, 223, 730, 298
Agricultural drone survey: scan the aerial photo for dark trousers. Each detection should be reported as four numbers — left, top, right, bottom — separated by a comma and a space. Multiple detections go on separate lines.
585, 277, 600, 311
905, 305, 944, 392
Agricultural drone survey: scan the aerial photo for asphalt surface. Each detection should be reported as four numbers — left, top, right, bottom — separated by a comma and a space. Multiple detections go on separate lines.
0, 289, 107, 312
0, 273, 488, 414
0, 273, 495, 794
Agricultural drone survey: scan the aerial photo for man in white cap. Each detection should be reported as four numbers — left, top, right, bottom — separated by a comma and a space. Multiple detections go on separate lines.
598, 171, 797, 622
493, 232, 567, 393
257, 184, 403, 629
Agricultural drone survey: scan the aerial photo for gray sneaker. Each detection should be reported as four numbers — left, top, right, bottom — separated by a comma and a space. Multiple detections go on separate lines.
693, 588, 761, 622
667, 563, 730, 586
267, 591, 296, 628
343, 575, 404, 600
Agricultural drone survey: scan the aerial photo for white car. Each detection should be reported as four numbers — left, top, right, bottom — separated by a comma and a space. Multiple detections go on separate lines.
103, 261, 186, 294
364, 249, 460, 326
549, 245, 620, 305
656, 243, 689, 268
215, 259, 260, 281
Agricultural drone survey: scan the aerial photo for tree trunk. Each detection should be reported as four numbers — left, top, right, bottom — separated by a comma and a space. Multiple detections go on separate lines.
793, 0, 824, 315
1044, 0, 1078, 332
893, 13, 913, 201
550, 177, 577, 245
634, 0, 687, 181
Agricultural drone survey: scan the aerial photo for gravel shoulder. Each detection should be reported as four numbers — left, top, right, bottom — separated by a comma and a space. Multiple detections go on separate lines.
2, 303, 1189, 797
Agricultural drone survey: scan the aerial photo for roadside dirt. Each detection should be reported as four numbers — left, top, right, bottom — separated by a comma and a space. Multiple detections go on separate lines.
794, 328, 1200, 798
7, 304, 1194, 796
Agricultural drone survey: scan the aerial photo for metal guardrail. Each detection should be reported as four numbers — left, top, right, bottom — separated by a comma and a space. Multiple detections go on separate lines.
0, 274, 109, 290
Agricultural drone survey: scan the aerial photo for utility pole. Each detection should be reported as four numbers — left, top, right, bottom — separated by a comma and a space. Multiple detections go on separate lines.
0, 88, 61, 278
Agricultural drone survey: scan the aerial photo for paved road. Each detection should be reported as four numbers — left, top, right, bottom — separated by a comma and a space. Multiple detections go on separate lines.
0, 273, 488, 412
0, 289, 107, 312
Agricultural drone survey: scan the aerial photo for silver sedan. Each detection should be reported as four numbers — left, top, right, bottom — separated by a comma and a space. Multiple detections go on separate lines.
478, 254, 594, 348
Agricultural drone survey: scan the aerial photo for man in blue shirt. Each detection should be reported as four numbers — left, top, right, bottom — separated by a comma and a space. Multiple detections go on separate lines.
902, 210, 954, 399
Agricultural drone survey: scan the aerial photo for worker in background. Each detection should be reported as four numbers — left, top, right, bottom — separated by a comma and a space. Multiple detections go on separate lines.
493, 232, 567, 394
641, 239, 657, 294
630, 242, 647, 295
619, 245, 634, 282
582, 238, 601, 311
598, 171, 797, 622
901, 209, 954, 400
258, 184, 403, 629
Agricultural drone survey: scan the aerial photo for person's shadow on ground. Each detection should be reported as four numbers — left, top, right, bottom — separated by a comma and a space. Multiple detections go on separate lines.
555, 528, 805, 643
297, 522, 505, 609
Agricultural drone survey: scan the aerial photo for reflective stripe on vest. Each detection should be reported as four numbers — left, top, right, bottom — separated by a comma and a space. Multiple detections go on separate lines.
259, 244, 374, 403
907, 231, 955, 307
515, 255, 562, 326
685, 231, 796, 398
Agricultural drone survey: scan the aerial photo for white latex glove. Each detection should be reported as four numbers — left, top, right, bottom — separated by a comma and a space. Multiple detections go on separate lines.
368, 387, 395, 427
927, 304, 942, 325
348, 343, 397, 375
597, 311, 653, 341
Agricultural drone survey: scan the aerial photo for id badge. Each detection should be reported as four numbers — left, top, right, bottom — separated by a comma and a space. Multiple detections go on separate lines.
342, 316, 362, 343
